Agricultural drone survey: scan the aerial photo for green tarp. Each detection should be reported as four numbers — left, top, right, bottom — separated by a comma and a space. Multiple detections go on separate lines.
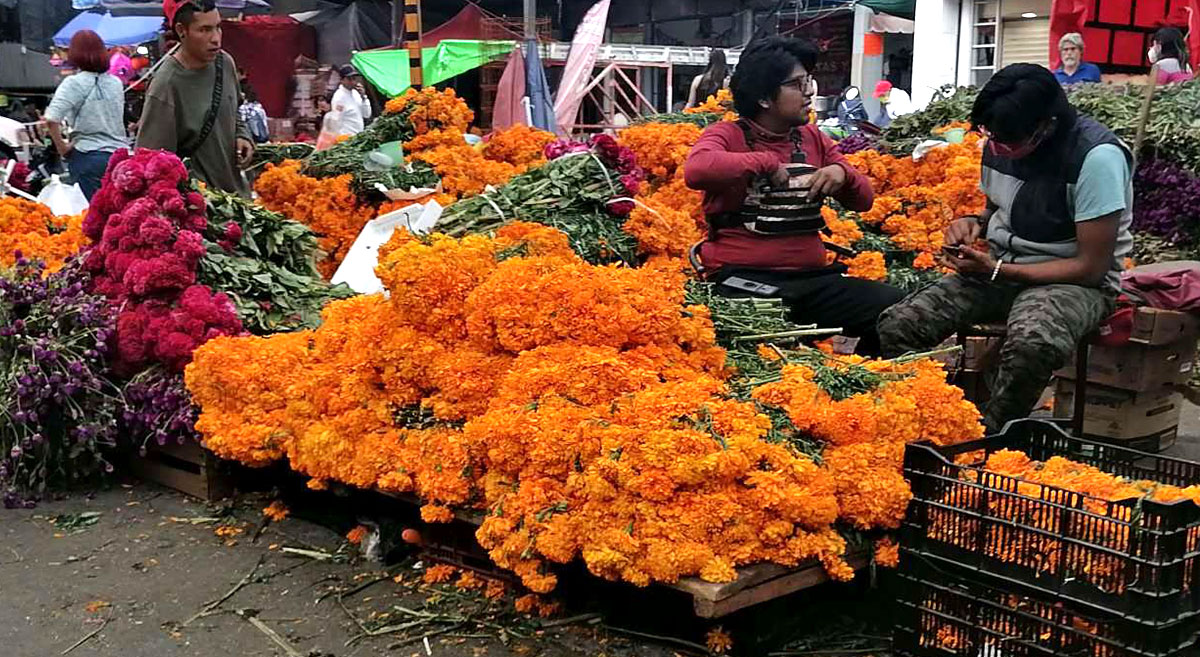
352, 39, 516, 97
858, 0, 915, 20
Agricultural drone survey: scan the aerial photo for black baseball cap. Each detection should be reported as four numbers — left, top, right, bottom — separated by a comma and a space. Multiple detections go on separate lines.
339, 64, 361, 78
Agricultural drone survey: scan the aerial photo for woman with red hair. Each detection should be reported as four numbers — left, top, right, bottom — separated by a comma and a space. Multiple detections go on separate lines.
45, 30, 128, 199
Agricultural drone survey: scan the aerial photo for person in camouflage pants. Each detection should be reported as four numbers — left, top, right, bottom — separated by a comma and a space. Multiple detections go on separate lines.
878, 64, 1132, 433
877, 277, 1114, 432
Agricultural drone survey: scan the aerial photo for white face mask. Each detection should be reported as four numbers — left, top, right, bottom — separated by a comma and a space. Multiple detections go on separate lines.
1148, 46, 1160, 64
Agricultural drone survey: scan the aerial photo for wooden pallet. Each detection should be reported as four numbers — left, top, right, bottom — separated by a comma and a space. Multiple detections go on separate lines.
376, 489, 872, 618
127, 441, 233, 502
670, 550, 873, 618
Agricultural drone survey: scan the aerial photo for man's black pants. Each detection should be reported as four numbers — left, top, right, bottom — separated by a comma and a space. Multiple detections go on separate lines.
711, 267, 906, 355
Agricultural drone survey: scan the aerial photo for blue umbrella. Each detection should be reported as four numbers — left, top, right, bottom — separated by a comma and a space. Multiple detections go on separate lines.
524, 38, 555, 133
54, 11, 162, 47
53, 12, 103, 46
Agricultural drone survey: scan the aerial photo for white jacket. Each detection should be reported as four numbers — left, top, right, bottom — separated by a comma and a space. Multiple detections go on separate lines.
331, 86, 372, 136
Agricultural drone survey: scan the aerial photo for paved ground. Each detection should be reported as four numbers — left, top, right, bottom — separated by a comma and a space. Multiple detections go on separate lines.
3, 404, 1198, 657
0, 485, 692, 657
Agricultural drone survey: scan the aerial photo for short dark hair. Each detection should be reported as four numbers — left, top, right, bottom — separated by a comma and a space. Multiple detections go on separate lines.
730, 37, 819, 118
970, 63, 1074, 143
173, 0, 218, 31
68, 30, 109, 74
1154, 27, 1187, 61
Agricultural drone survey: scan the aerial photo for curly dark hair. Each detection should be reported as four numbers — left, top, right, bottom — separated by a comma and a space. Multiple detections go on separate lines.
969, 63, 1075, 143
730, 37, 819, 119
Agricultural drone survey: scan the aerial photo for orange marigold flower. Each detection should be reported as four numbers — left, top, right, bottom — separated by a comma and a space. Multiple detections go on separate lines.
618, 122, 701, 182
262, 501, 289, 522
423, 564, 458, 584
874, 537, 900, 568
0, 199, 87, 273
484, 124, 556, 171
420, 504, 454, 523
455, 571, 486, 590
846, 251, 887, 281
706, 627, 735, 654
383, 87, 474, 135
913, 251, 937, 269
346, 524, 369, 544
513, 593, 539, 614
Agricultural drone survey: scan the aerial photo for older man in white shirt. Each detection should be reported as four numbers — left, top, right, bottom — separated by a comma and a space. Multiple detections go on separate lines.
331, 64, 372, 136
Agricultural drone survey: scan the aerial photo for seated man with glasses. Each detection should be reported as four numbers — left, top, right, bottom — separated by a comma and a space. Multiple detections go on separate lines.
878, 64, 1131, 432
684, 37, 904, 355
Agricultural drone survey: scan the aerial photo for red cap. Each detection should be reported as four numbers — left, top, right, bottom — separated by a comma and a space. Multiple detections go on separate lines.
163, 0, 193, 28
873, 80, 893, 99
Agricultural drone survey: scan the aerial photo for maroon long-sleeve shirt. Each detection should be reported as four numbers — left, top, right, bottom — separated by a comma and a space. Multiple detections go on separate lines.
684, 120, 874, 271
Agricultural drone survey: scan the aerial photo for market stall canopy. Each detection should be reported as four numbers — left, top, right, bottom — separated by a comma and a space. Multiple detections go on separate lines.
54, 12, 164, 47
422, 3, 487, 46
857, 0, 915, 21
867, 9, 915, 33
352, 40, 515, 97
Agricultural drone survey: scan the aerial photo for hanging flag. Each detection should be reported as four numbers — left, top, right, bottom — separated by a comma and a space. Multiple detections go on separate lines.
552, 0, 610, 135
525, 38, 556, 133
492, 47, 527, 131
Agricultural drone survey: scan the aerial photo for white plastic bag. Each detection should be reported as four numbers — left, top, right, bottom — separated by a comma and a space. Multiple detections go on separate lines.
331, 199, 443, 294
36, 175, 89, 215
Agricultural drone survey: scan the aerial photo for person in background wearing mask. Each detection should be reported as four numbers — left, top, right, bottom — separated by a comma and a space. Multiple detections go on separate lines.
878, 64, 1131, 433
137, 0, 254, 194
1054, 33, 1102, 85
44, 30, 127, 199
871, 80, 912, 128
331, 65, 372, 137
684, 37, 903, 355
1148, 27, 1194, 84
686, 49, 731, 109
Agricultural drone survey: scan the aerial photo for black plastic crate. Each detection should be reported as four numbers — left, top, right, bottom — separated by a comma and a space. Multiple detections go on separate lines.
893, 557, 1200, 657
902, 419, 1200, 625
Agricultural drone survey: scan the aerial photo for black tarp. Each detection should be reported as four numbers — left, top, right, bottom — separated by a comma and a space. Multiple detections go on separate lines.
297, 0, 391, 66
3, 0, 75, 52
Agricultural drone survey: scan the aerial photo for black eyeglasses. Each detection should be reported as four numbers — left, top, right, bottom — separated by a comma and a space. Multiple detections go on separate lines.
781, 74, 814, 93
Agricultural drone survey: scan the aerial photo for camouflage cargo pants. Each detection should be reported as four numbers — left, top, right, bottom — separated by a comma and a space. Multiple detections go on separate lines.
877, 275, 1115, 433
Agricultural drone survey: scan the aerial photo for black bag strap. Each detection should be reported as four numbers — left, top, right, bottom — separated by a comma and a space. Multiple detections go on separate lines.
179, 52, 224, 158
736, 118, 806, 163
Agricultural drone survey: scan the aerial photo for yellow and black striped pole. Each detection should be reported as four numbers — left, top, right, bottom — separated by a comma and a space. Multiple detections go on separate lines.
402, 0, 423, 89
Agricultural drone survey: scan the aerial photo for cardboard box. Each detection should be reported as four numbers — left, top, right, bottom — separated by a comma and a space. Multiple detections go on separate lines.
961, 335, 1002, 372
267, 118, 294, 142
1052, 378, 1182, 447
1055, 336, 1198, 391
1130, 307, 1200, 346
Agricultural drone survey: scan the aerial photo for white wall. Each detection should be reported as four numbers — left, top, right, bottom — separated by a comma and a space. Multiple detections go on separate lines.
911, 0, 964, 108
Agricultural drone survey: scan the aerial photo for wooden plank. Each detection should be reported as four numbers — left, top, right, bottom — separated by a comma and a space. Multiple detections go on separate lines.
693, 551, 873, 618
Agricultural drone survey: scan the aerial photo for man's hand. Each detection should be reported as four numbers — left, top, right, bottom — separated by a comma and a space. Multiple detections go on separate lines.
768, 165, 790, 188
941, 246, 997, 278
944, 216, 982, 247
236, 138, 255, 167
807, 164, 847, 199
55, 142, 73, 158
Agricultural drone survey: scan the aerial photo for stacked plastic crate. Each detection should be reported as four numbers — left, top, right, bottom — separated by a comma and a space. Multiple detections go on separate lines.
894, 419, 1200, 657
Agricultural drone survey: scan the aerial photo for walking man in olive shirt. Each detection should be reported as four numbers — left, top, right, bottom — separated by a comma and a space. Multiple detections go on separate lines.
137, 0, 253, 194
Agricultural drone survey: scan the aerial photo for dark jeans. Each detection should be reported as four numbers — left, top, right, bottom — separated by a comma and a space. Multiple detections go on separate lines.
711, 267, 906, 355
67, 149, 114, 200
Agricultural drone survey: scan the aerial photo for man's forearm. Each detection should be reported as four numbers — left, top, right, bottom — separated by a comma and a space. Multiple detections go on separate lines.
998, 257, 1107, 287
